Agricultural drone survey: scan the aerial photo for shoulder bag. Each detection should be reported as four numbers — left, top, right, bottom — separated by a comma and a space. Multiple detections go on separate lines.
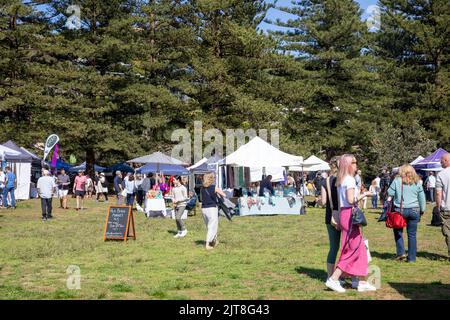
386, 180, 407, 229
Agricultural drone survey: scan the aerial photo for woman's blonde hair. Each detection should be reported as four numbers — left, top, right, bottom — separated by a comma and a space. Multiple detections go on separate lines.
329, 156, 339, 176
399, 164, 419, 185
202, 173, 215, 188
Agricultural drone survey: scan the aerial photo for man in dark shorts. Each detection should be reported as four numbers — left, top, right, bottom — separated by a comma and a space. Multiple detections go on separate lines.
73, 170, 87, 211
57, 168, 70, 209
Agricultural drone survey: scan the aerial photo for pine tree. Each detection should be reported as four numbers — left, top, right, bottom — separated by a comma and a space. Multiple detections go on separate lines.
374, 0, 450, 148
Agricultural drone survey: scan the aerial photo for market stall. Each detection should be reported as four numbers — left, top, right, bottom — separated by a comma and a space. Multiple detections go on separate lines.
218, 136, 311, 216
135, 159, 190, 218
1, 141, 32, 200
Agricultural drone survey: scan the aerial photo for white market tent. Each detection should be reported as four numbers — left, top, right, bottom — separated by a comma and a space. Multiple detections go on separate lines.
219, 136, 304, 167
127, 151, 188, 166
218, 136, 315, 184
1, 141, 33, 200
302, 155, 330, 172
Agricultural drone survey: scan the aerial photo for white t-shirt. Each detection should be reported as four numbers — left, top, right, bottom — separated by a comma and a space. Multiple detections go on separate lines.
0, 171, 5, 188
37, 176, 56, 199
375, 177, 381, 188
338, 175, 357, 208
428, 175, 436, 188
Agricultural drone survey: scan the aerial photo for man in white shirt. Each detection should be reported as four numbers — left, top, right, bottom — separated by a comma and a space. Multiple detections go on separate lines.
436, 153, 450, 259
37, 170, 57, 221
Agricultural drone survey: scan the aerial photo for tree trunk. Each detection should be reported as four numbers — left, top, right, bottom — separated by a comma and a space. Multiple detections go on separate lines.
86, 148, 95, 178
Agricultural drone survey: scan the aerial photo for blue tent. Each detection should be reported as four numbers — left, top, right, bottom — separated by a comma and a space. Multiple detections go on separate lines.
45, 159, 73, 171
413, 148, 449, 170
69, 161, 106, 173
105, 162, 135, 173
136, 163, 189, 175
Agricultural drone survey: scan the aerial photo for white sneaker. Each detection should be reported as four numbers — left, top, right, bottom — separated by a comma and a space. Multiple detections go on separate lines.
357, 281, 377, 292
325, 278, 346, 293
179, 229, 188, 238
173, 232, 181, 238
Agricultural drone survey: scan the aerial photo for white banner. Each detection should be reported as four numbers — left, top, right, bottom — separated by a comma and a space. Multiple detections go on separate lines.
43, 134, 59, 161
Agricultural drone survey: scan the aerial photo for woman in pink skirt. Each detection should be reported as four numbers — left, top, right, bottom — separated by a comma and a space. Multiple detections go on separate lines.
325, 154, 376, 293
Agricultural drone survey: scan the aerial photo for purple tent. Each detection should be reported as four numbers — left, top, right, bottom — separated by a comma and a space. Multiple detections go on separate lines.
413, 148, 449, 170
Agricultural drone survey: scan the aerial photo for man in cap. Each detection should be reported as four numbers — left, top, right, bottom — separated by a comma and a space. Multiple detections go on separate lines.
37, 170, 57, 221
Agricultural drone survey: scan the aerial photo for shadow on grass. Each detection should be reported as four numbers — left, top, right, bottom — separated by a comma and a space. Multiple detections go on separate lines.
195, 240, 205, 246
167, 230, 178, 235
371, 251, 449, 261
295, 266, 327, 281
388, 282, 450, 300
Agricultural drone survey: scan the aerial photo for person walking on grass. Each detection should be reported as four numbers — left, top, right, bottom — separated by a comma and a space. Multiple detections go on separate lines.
114, 171, 124, 205
387, 164, 426, 262
436, 153, 450, 259
3, 166, 16, 209
73, 170, 87, 211
426, 172, 436, 203
320, 156, 341, 279
325, 154, 375, 293
85, 174, 94, 199
369, 180, 378, 209
171, 176, 189, 238
96, 172, 109, 202
37, 170, 56, 221
57, 168, 70, 209
201, 172, 227, 250
125, 174, 136, 207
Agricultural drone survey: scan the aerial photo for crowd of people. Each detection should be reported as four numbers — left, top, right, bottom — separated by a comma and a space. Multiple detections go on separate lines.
2, 151, 449, 290
320, 153, 450, 293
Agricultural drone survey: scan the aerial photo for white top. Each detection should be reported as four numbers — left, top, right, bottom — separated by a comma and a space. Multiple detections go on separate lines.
375, 177, 381, 188
427, 175, 436, 188
172, 185, 188, 204
338, 175, 357, 208
436, 167, 450, 211
37, 176, 56, 199
0, 171, 5, 188
125, 180, 135, 194
369, 185, 378, 195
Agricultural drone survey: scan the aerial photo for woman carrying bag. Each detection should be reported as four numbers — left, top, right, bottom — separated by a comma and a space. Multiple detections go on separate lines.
201, 173, 227, 250
325, 154, 374, 293
387, 164, 426, 262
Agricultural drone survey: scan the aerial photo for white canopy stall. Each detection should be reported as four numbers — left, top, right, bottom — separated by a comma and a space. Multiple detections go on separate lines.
218, 137, 316, 216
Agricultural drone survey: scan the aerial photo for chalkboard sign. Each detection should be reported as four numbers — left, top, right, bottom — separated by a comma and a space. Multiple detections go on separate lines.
103, 206, 136, 241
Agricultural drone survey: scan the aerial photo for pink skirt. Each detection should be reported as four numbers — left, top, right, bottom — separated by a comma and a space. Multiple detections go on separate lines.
336, 207, 368, 277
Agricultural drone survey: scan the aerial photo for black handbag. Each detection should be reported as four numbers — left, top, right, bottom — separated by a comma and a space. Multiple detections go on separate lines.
352, 206, 367, 226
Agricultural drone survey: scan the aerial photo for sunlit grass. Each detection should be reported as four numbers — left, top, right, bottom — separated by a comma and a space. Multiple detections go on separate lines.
0, 198, 448, 300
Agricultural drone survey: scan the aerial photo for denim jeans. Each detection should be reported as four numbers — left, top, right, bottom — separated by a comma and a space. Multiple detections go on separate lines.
126, 193, 135, 207
393, 207, 420, 262
372, 195, 378, 209
3, 187, 15, 208
428, 188, 435, 202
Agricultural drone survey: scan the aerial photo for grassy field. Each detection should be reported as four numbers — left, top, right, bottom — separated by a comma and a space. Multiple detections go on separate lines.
0, 197, 449, 300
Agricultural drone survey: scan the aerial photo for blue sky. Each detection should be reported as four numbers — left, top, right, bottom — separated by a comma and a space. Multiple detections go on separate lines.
258, 0, 379, 33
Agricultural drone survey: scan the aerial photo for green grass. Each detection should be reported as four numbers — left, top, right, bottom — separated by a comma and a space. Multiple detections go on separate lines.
0, 198, 449, 300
